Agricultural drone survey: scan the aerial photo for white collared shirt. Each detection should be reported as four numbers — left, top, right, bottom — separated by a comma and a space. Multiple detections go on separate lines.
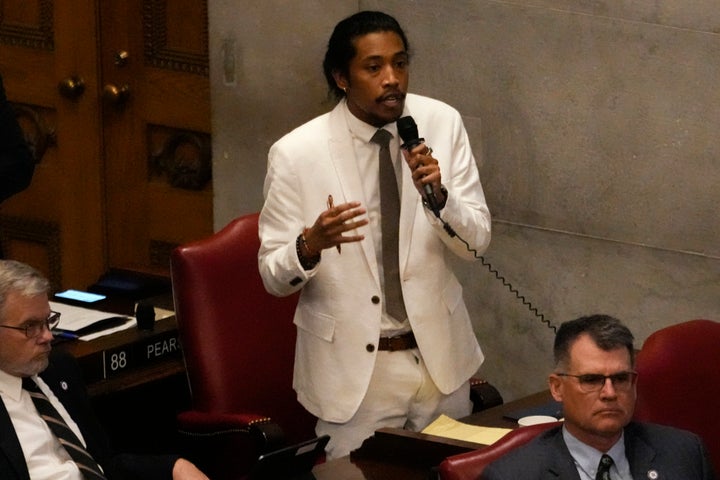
0, 368, 86, 480
341, 101, 409, 335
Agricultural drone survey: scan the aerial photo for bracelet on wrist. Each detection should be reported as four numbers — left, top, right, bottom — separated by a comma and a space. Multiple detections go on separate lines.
296, 229, 320, 270
301, 228, 320, 257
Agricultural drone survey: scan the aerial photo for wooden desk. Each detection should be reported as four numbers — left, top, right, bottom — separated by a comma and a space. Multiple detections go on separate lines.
462, 390, 556, 428
55, 310, 190, 454
56, 315, 185, 396
312, 390, 555, 479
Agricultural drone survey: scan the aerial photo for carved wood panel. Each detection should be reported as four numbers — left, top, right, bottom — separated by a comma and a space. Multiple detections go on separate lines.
0, 215, 61, 290
148, 125, 211, 190
102, 0, 212, 276
142, 0, 208, 75
1, 1, 211, 286
0, 0, 54, 50
0, 0, 105, 290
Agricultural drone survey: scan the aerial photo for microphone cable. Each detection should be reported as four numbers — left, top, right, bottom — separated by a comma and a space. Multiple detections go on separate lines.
435, 214, 558, 333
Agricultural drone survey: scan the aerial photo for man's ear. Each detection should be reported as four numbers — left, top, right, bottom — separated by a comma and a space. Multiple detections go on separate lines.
548, 374, 563, 403
332, 70, 348, 91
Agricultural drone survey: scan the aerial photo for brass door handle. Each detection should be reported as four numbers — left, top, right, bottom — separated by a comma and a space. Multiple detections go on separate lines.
58, 76, 86, 100
114, 50, 130, 67
102, 83, 131, 106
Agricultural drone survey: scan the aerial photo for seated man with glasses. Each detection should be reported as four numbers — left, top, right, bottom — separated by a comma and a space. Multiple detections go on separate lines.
0, 259, 209, 480
0, 310, 61, 337
481, 314, 715, 480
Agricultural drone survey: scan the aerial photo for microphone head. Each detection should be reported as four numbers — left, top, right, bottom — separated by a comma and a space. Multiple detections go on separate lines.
135, 301, 156, 331
397, 116, 422, 149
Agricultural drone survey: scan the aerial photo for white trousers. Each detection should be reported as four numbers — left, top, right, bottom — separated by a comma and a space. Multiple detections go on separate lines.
315, 348, 472, 460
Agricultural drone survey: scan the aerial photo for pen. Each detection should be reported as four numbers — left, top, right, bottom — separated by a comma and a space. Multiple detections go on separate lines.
53, 331, 79, 340
327, 194, 341, 254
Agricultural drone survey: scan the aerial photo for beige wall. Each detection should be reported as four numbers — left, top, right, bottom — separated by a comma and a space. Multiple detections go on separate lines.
209, 1, 720, 401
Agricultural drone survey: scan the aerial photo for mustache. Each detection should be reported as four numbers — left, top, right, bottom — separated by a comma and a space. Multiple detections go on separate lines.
376, 91, 406, 103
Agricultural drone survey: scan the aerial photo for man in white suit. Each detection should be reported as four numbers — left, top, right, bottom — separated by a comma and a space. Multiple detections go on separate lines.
258, 10, 492, 459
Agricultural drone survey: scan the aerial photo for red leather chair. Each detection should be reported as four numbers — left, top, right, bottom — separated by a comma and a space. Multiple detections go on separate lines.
634, 319, 720, 472
438, 421, 561, 480
170, 213, 316, 480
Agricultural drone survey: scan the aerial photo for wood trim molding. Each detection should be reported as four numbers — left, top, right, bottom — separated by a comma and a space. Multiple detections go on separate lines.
0, 215, 62, 290
142, 0, 209, 76
0, 0, 54, 50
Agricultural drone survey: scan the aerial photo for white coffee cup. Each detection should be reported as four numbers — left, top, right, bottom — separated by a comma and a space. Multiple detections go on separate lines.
517, 415, 558, 427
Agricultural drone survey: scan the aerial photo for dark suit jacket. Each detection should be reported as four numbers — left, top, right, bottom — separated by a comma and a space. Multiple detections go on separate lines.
0, 350, 178, 480
481, 422, 716, 480
0, 73, 34, 204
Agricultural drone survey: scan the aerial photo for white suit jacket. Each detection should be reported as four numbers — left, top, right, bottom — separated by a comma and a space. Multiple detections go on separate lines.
258, 94, 491, 423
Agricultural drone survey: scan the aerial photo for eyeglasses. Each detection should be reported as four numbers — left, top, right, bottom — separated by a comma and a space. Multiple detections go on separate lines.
556, 371, 638, 393
0, 311, 61, 338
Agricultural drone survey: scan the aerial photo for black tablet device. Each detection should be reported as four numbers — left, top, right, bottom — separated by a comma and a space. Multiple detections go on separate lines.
248, 435, 330, 480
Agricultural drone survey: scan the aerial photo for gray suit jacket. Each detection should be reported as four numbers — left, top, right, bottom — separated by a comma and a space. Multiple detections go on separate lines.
481, 422, 716, 480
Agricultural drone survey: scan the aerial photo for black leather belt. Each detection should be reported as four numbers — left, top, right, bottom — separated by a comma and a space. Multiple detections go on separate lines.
378, 331, 417, 351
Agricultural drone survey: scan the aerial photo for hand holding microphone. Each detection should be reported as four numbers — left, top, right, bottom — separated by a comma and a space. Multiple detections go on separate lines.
397, 116, 442, 217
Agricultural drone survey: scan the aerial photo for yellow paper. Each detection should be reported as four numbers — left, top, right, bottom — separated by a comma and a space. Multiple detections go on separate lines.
421, 414, 512, 445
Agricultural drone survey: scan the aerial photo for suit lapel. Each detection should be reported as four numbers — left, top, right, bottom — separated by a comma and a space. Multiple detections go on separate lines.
545, 429, 583, 479
0, 397, 31, 480
625, 423, 658, 480
326, 104, 380, 285
395, 101, 422, 275
398, 149, 419, 275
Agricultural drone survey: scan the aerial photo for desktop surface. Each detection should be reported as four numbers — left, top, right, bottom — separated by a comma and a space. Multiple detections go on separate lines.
51, 295, 189, 454
311, 390, 554, 479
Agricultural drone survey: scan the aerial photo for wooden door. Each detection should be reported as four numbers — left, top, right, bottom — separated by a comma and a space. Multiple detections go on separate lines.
0, 0, 212, 290
0, 0, 104, 290
100, 0, 212, 277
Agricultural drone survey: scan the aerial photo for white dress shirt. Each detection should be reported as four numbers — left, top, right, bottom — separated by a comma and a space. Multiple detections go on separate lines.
342, 103, 409, 335
0, 368, 86, 480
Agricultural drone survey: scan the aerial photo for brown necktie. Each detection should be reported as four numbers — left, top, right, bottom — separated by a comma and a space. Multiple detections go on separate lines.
596, 454, 613, 480
23, 377, 107, 480
371, 129, 408, 322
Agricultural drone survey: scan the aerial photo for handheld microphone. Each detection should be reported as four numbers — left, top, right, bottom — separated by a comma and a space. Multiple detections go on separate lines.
396, 116, 440, 217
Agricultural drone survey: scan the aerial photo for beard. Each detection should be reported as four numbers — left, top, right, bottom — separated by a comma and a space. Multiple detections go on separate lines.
14, 353, 50, 377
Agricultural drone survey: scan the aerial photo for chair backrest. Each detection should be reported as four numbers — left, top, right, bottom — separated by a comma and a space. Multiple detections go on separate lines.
438, 421, 561, 480
633, 319, 720, 471
170, 212, 315, 444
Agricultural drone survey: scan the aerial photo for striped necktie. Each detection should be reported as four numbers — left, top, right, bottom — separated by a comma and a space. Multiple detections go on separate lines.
23, 377, 107, 480
596, 454, 614, 480
372, 128, 408, 322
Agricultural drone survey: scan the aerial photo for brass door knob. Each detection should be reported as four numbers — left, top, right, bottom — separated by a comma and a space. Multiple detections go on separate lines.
114, 50, 130, 67
102, 84, 131, 106
58, 76, 86, 100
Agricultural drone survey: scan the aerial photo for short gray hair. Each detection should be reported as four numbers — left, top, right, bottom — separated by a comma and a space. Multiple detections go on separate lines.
0, 260, 50, 320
